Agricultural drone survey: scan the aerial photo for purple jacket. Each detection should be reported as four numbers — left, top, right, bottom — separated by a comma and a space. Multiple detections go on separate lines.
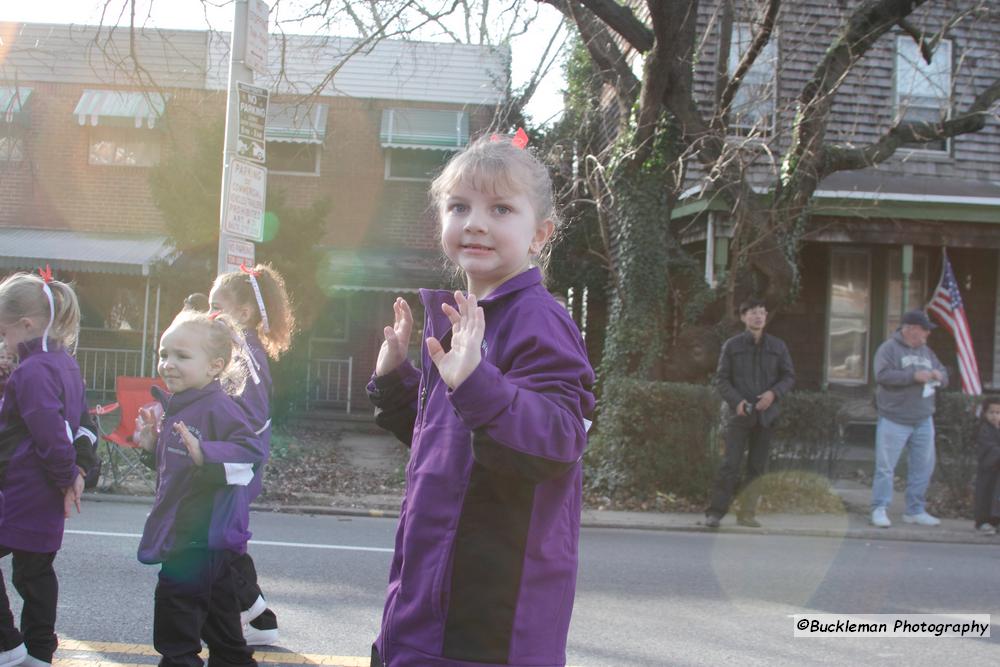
137, 381, 264, 564
0, 337, 85, 553
234, 330, 272, 502
368, 268, 595, 667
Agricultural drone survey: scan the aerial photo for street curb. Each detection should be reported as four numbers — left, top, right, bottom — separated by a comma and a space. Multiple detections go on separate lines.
83, 491, 994, 546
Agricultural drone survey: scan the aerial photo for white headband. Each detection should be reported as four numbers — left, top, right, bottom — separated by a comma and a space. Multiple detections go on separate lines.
38, 266, 55, 352
240, 265, 270, 334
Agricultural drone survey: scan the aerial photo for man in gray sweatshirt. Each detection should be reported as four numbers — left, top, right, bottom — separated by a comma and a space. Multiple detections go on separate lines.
871, 310, 949, 528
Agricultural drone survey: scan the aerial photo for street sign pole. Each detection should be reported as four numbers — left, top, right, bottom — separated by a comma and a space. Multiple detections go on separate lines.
217, 0, 254, 277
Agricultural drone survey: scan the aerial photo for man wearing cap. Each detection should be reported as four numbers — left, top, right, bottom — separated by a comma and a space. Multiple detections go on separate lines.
870, 309, 949, 528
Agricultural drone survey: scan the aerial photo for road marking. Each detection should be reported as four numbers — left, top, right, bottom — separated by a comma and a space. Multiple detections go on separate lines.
64, 530, 393, 554
58, 639, 370, 666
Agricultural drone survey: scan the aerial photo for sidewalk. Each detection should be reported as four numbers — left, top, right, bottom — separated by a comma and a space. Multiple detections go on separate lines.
87, 478, 994, 547
88, 430, 995, 547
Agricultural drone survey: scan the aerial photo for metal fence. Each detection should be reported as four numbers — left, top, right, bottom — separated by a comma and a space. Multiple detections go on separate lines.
305, 354, 353, 413
77, 347, 144, 404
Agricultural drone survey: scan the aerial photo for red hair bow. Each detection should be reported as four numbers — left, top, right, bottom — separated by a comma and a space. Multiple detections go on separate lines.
489, 127, 529, 149
38, 264, 53, 283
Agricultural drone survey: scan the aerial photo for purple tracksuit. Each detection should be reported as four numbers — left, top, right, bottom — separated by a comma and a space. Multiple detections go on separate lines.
0, 337, 85, 552
234, 330, 272, 502
137, 381, 264, 564
368, 268, 595, 667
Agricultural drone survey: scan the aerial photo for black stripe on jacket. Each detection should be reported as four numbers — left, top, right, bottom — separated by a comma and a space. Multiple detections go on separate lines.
443, 453, 536, 664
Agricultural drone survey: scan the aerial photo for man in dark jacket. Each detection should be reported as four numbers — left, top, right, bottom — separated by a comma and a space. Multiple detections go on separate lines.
705, 299, 795, 528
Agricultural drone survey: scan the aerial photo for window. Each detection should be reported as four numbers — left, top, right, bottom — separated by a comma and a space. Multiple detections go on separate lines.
385, 148, 450, 181
895, 36, 952, 151
0, 134, 24, 162
726, 22, 777, 135
88, 128, 160, 167
827, 249, 871, 385
885, 249, 929, 338
266, 142, 320, 175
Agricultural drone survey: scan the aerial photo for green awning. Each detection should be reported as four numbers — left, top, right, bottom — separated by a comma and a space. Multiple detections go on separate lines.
265, 103, 328, 144
380, 108, 468, 150
1, 87, 33, 125
73, 89, 169, 129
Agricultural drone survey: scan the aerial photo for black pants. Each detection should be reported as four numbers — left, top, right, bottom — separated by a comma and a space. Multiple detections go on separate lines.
973, 466, 1000, 526
707, 418, 771, 519
230, 553, 277, 631
154, 548, 256, 667
370, 645, 384, 667
0, 549, 57, 662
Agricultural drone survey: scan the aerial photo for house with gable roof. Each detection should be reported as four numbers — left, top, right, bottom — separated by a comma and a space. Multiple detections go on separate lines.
0, 21, 508, 409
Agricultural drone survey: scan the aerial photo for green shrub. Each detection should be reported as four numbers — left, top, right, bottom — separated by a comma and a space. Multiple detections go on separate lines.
587, 382, 850, 505
585, 378, 719, 500
928, 391, 980, 518
770, 391, 847, 475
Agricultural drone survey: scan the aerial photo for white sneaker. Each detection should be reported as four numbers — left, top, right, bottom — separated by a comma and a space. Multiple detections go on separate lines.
977, 523, 997, 535
871, 507, 891, 528
902, 512, 941, 526
20, 655, 50, 667
242, 624, 279, 646
240, 595, 267, 626
0, 644, 26, 667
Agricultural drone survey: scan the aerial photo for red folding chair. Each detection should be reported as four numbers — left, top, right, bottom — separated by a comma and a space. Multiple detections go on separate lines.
91, 376, 166, 491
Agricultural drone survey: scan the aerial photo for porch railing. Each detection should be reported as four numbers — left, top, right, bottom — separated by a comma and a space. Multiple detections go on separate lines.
77, 347, 144, 404
305, 355, 353, 414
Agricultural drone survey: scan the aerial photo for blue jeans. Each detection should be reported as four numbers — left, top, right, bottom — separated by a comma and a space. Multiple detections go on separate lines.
871, 416, 936, 515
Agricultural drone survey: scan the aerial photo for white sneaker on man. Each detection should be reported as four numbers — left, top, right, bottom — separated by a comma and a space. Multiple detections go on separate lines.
19, 655, 51, 667
871, 507, 891, 528
243, 624, 279, 647
902, 512, 940, 526
977, 523, 997, 535
0, 643, 26, 667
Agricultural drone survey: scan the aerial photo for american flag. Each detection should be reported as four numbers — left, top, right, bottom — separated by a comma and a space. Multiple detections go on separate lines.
926, 252, 981, 395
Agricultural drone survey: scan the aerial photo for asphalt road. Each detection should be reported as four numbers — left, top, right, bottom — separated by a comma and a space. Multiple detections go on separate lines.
3, 499, 999, 666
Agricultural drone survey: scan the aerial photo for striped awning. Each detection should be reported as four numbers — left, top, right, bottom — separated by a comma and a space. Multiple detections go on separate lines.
1, 87, 33, 124
266, 103, 328, 144
380, 108, 468, 150
73, 89, 170, 129
0, 228, 175, 276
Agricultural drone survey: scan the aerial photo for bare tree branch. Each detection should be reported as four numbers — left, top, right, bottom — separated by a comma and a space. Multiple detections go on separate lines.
717, 0, 780, 123
573, 0, 654, 52
823, 78, 1000, 172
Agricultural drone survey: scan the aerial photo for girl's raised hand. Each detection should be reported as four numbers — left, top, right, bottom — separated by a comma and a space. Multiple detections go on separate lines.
136, 406, 160, 452
375, 297, 414, 377
426, 291, 484, 390
174, 421, 204, 466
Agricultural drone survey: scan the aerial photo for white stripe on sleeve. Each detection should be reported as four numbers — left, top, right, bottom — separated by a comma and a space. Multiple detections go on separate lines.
223, 463, 254, 486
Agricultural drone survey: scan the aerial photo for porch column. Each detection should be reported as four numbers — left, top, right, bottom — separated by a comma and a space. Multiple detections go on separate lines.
152, 283, 162, 377
140, 276, 151, 376
900, 244, 913, 314
705, 213, 716, 287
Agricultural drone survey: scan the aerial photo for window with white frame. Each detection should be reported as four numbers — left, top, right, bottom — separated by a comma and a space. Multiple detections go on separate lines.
266, 142, 321, 175
385, 148, 451, 181
895, 36, 952, 152
726, 22, 777, 135
88, 128, 160, 167
885, 249, 929, 338
0, 134, 24, 162
827, 249, 871, 385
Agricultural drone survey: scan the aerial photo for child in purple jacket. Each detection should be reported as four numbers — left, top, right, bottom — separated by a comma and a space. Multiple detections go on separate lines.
0, 271, 87, 667
208, 263, 294, 646
135, 310, 264, 667
368, 134, 596, 667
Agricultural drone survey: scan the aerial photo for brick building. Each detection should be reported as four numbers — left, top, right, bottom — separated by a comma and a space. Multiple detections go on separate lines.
0, 21, 507, 409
